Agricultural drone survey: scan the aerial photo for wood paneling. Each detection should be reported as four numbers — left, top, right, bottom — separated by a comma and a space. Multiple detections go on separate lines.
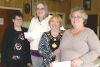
0, 0, 32, 21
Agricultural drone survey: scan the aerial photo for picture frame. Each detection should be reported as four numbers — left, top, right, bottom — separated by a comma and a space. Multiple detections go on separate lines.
83, 0, 91, 10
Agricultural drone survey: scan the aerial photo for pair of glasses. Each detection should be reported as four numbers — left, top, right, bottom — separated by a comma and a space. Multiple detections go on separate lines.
37, 8, 45, 10
15, 18, 23, 21
71, 16, 82, 19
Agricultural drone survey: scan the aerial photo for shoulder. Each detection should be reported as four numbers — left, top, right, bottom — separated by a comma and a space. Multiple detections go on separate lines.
5, 27, 14, 33
64, 29, 70, 34
31, 17, 38, 22
31, 17, 37, 20
4, 27, 14, 37
48, 15, 52, 18
41, 31, 51, 38
83, 27, 98, 39
45, 15, 52, 20
85, 27, 96, 34
43, 31, 50, 36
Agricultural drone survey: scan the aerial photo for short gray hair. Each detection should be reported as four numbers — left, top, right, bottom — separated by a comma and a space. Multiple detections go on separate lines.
69, 7, 88, 24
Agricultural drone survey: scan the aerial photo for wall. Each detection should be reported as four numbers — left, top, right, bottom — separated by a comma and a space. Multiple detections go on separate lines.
0, 0, 99, 29
44, 0, 71, 27
71, 0, 100, 37
0, 0, 71, 28
0, 0, 32, 21
71, 0, 99, 24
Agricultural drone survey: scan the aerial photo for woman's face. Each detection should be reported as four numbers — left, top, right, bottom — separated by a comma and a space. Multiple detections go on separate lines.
49, 18, 60, 30
13, 16, 23, 27
70, 11, 84, 28
36, 3, 46, 18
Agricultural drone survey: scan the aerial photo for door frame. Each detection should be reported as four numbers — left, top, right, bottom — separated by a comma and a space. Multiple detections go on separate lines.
0, 6, 22, 12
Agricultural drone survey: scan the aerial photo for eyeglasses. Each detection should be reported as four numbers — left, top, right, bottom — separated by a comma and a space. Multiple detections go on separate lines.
15, 18, 23, 21
71, 16, 82, 19
37, 8, 45, 10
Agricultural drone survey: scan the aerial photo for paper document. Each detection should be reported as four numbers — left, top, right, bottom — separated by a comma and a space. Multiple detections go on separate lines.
24, 32, 41, 39
52, 61, 71, 67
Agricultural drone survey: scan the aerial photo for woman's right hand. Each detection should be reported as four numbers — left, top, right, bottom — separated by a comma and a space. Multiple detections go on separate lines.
71, 58, 83, 67
27, 37, 34, 42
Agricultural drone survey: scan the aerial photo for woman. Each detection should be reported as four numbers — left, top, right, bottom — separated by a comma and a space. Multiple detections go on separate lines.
39, 15, 64, 67
1, 11, 31, 67
55, 7, 100, 67
27, 2, 52, 67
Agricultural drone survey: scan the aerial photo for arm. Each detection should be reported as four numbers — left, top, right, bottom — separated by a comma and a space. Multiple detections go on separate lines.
25, 40, 31, 63
55, 31, 67, 61
28, 18, 35, 32
80, 30, 100, 64
39, 33, 53, 58
27, 18, 35, 42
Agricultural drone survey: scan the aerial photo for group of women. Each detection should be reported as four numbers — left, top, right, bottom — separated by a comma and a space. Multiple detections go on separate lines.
1, 1, 100, 67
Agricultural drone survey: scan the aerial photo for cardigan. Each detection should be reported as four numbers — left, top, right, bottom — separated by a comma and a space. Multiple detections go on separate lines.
1, 27, 31, 65
39, 31, 64, 67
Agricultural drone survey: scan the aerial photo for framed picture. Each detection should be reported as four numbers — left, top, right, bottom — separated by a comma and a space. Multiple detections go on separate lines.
83, 0, 91, 10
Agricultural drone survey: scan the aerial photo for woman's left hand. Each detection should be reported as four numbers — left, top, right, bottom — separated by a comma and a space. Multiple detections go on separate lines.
71, 58, 83, 67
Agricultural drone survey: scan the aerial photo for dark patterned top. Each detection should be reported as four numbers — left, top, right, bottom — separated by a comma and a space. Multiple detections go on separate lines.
39, 30, 64, 67
1, 27, 31, 65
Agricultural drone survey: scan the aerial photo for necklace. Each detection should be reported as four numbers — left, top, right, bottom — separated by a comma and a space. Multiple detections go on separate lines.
46, 31, 63, 49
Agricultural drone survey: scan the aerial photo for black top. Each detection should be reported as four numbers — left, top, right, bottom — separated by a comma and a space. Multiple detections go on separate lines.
1, 27, 31, 64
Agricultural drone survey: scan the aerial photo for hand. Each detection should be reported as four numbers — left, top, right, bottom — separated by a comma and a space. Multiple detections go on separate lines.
27, 63, 32, 67
71, 58, 83, 67
50, 61, 58, 67
53, 49, 60, 56
50, 63, 53, 67
27, 37, 34, 42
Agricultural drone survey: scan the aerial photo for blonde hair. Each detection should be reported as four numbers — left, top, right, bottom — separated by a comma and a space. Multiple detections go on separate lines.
49, 15, 63, 27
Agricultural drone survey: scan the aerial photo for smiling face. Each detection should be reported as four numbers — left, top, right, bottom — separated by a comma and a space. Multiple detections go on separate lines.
13, 16, 23, 27
49, 17, 61, 31
70, 11, 84, 28
36, 3, 46, 18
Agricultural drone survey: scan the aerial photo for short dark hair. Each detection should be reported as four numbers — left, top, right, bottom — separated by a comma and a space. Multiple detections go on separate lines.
11, 11, 23, 19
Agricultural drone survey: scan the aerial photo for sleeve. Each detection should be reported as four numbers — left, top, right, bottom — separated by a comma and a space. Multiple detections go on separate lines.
22, 28, 31, 63
55, 31, 67, 61
28, 18, 34, 32
1, 29, 10, 64
24, 40, 32, 63
80, 30, 100, 63
38, 33, 53, 58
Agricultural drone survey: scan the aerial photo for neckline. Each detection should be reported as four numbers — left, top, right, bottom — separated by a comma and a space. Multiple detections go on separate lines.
68, 27, 87, 37
47, 31, 62, 41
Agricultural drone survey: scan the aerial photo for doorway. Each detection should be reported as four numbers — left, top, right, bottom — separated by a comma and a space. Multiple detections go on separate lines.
85, 14, 98, 35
